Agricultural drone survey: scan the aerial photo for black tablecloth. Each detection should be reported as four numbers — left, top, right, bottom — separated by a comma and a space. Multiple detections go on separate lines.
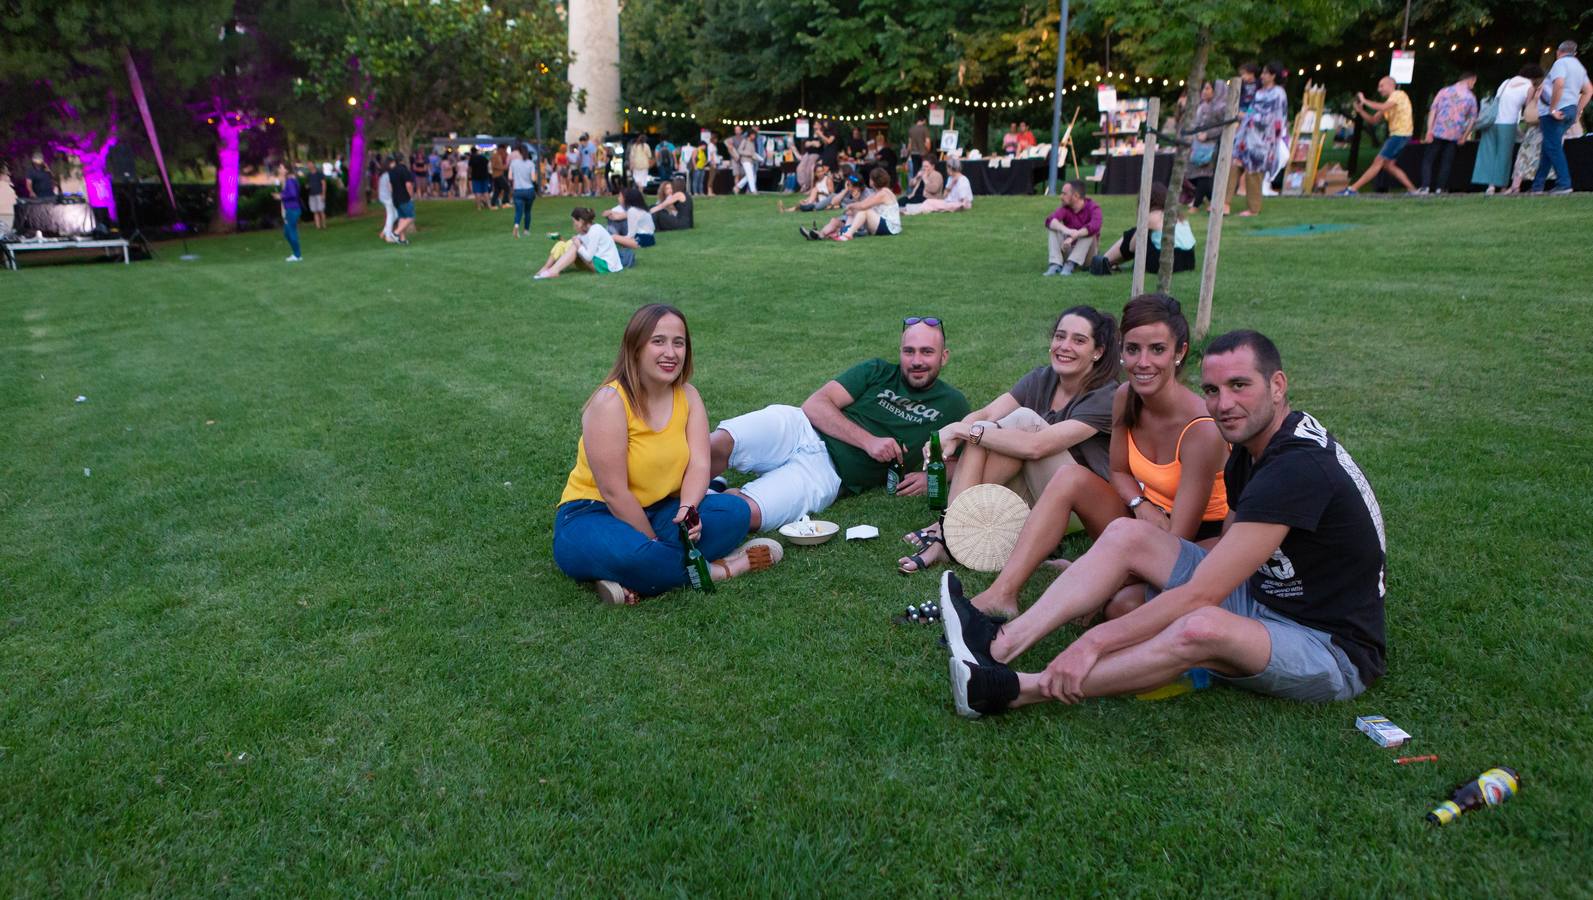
953, 158, 1049, 195
1098, 153, 1176, 194
12, 198, 98, 237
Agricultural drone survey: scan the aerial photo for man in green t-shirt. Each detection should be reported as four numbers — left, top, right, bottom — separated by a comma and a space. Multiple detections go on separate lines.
709, 318, 970, 530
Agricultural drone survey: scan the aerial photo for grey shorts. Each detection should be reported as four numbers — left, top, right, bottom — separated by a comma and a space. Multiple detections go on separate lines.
307, 194, 326, 213
1156, 539, 1366, 702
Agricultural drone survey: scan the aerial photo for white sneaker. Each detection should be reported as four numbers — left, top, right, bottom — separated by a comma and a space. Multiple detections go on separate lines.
285, 255, 302, 262
533, 272, 552, 280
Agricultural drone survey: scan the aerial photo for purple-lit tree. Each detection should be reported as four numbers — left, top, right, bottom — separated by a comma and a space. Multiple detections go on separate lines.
48, 99, 120, 218
192, 97, 266, 232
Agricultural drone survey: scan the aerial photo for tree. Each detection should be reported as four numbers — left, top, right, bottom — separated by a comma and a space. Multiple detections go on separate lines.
294, 0, 567, 215
1078, 0, 1374, 332
0, 0, 231, 218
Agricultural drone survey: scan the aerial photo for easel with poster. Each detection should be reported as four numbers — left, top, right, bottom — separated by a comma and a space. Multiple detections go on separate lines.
1282, 82, 1327, 195
1055, 107, 1083, 181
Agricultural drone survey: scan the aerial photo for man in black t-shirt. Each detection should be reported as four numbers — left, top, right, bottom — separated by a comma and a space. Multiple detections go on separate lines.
25, 153, 56, 198
304, 169, 327, 230
940, 329, 1388, 717
387, 155, 415, 244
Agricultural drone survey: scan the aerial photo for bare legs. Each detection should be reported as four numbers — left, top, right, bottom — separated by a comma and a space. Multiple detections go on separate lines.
968, 466, 1127, 619
1348, 155, 1417, 193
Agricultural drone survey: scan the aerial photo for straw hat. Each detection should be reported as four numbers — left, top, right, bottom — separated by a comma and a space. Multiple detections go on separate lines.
942, 483, 1031, 572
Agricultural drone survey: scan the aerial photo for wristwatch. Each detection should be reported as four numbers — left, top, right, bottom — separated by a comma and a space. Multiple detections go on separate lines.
1127, 495, 1148, 511
969, 424, 986, 445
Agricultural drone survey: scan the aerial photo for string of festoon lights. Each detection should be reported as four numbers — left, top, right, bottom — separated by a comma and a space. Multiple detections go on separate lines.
627, 37, 1562, 127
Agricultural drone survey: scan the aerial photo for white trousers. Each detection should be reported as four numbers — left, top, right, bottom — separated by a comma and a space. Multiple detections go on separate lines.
736, 160, 757, 193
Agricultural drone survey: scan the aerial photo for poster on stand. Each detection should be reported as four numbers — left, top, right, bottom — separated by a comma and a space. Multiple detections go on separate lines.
928, 104, 945, 126
795, 118, 810, 138
1390, 51, 1415, 84
939, 130, 959, 152
1097, 84, 1118, 113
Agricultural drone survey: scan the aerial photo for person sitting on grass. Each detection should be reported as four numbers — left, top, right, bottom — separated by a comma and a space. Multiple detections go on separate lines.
534, 207, 631, 279
1337, 76, 1419, 196
901, 157, 973, 216
650, 180, 693, 231
554, 304, 782, 606
807, 168, 901, 242
708, 318, 970, 531
779, 163, 834, 212
1042, 178, 1102, 276
901, 157, 943, 206
897, 306, 1120, 575
958, 294, 1229, 617
1088, 184, 1195, 276
940, 329, 1387, 717
603, 187, 657, 248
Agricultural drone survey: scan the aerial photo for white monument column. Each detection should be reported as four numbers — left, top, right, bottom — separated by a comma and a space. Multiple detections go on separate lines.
566, 0, 621, 143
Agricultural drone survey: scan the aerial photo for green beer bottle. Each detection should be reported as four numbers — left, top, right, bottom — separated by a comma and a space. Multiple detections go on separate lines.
926, 431, 948, 511
886, 442, 907, 495
679, 522, 716, 594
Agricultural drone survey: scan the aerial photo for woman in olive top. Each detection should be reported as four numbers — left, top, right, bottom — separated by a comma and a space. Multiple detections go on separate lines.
554, 304, 781, 604
964, 293, 1229, 621
898, 305, 1121, 574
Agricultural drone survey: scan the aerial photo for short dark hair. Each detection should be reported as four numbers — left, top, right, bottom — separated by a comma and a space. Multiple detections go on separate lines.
1239, 62, 1261, 76
1520, 64, 1546, 80
571, 207, 596, 224
1063, 178, 1086, 198
1206, 329, 1283, 380
1263, 60, 1287, 86
868, 167, 890, 188
622, 186, 645, 208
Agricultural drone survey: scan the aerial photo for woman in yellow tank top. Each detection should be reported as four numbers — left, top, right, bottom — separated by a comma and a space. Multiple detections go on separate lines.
965, 294, 1230, 621
553, 304, 782, 604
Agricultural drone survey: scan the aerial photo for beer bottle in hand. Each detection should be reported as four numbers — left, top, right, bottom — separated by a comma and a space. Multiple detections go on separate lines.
926, 431, 948, 512
679, 523, 716, 593
886, 442, 906, 495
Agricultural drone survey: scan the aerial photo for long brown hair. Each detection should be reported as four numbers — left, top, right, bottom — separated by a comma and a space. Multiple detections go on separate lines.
1119, 293, 1190, 428
1054, 305, 1121, 393
593, 303, 693, 410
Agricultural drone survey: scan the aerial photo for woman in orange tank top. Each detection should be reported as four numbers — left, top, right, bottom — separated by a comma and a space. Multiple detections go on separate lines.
965, 294, 1229, 621
552, 304, 782, 604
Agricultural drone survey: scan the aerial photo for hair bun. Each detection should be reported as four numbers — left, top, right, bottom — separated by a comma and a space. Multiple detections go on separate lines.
1166, 296, 1182, 314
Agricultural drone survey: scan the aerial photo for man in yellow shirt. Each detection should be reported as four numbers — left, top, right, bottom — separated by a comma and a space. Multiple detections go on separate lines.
1339, 76, 1418, 195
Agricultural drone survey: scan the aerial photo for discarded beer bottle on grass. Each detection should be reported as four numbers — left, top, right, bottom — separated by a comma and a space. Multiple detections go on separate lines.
1427, 766, 1520, 825
926, 432, 948, 512
679, 523, 716, 594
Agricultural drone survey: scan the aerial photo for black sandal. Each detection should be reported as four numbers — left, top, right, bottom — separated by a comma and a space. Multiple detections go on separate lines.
898, 533, 946, 575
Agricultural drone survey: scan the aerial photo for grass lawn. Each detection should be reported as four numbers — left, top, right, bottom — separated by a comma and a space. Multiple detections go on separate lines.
3, 189, 1591, 895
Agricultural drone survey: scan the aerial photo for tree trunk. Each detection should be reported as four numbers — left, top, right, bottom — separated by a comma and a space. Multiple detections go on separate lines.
347, 114, 368, 217
1157, 26, 1210, 293
214, 119, 242, 233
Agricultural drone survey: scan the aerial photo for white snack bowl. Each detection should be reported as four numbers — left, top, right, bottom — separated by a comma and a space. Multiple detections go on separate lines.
778, 519, 840, 545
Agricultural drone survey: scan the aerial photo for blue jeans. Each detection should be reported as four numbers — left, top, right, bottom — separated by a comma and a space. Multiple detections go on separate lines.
1533, 107, 1574, 191
283, 208, 302, 257
553, 494, 751, 596
690, 169, 706, 194
512, 188, 536, 228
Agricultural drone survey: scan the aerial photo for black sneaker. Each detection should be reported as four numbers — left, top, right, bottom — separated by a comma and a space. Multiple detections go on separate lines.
799, 226, 817, 241
940, 571, 1000, 668
949, 658, 1019, 718
708, 476, 729, 493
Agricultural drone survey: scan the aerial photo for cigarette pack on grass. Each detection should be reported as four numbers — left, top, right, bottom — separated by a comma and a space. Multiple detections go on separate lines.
1356, 715, 1410, 748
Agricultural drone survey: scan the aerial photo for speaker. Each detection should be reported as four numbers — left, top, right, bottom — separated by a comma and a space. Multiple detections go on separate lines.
109, 144, 138, 183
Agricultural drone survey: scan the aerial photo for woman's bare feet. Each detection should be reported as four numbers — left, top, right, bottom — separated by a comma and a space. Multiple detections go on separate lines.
967, 585, 1020, 621
898, 536, 948, 574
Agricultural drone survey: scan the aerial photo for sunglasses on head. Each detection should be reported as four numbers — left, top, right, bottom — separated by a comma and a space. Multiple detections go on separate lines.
903, 316, 943, 331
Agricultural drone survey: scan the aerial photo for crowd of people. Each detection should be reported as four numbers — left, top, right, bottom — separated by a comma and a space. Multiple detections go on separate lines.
556, 298, 1388, 720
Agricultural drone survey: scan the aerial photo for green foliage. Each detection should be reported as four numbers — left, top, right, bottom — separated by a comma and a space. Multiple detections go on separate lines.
293, 0, 568, 150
